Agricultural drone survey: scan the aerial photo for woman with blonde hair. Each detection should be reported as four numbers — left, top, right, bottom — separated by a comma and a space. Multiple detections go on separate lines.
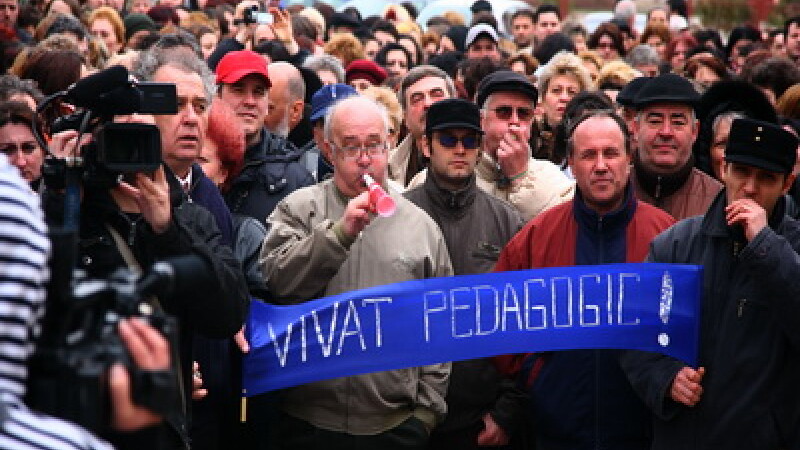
324, 33, 365, 69
535, 51, 593, 163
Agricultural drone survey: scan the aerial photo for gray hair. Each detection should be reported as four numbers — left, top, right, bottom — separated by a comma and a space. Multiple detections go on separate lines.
133, 48, 216, 102
324, 96, 390, 143
625, 45, 661, 68
398, 65, 456, 110
0, 75, 43, 104
303, 55, 345, 84
271, 61, 305, 103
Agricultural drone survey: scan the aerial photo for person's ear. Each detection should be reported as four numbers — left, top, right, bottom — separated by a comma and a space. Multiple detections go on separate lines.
783, 173, 796, 195
421, 134, 431, 158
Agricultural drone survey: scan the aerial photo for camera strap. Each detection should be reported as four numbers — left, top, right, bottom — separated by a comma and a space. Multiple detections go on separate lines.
105, 223, 188, 418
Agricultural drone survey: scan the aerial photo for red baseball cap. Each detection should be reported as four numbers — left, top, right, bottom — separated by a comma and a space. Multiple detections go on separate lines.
215, 50, 271, 87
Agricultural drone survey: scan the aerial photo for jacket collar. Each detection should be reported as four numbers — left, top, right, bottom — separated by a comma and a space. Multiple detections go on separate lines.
573, 182, 637, 232
634, 153, 694, 200
423, 169, 477, 216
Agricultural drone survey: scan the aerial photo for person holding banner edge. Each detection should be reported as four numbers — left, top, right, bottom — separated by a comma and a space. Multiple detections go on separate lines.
260, 95, 452, 449
405, 98, 526, 449
621, 118, 800, 448
494, 110, 675, 449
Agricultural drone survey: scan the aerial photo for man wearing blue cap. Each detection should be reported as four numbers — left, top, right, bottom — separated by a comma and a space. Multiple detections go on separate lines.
622, 118, 800, 449
405, 98, 525, 449
300, 83, 358, 182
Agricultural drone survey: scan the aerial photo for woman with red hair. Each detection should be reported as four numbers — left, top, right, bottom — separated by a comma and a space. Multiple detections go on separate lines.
198, 98, 266, 295
665, 34, 698, 73
199, 98, 245, 192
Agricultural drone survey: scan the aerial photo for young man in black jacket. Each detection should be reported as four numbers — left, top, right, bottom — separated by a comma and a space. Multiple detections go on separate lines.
405, 99, 525, 449
622, 118, 800, 449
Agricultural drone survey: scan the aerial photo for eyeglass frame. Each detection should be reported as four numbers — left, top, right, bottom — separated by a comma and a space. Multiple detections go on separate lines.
329, 140, 389, 160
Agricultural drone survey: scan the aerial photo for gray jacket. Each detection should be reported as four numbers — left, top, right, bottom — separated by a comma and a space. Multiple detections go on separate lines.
260, 179, 453, 435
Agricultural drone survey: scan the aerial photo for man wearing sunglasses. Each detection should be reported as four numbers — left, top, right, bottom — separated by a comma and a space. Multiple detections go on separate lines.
409, 71, 574, 222
494, 110, 674, 449
405, 98, 526, 449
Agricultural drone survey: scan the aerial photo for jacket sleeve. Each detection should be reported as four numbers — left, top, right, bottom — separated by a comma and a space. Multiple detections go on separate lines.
259, 196, 350, 304
508, 160, 574, 221
412, 362, 451, 431
488, 376, 527, 434
144, 204, 249, 339
739, 225, 800, 349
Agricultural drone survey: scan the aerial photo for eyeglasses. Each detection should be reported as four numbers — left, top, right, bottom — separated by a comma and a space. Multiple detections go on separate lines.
0, 142, 39, 156
490, 105, 534, 122
331, 141, 388, 160
436, 133, 481, 149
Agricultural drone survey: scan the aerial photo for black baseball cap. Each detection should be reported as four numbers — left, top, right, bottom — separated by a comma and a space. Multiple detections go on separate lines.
426, 99, 482, 135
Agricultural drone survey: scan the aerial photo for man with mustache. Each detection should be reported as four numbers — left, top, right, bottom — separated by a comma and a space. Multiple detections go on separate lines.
630, 73, 722, 220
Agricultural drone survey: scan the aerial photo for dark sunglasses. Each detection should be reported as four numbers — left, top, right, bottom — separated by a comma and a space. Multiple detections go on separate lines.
491, 106, 534, 121
437, 133, 481, 149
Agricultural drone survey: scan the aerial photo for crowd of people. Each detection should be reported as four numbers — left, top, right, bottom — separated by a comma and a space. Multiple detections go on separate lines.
1, 0, 800, 448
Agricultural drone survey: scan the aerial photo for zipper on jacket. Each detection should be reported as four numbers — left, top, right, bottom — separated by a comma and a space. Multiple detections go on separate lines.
597, 216, 604, 264
737, 299, 746, 318
654, 176, 662, 199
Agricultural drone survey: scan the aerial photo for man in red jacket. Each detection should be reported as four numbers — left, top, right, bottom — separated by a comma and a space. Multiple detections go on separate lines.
494, 110, 674, 449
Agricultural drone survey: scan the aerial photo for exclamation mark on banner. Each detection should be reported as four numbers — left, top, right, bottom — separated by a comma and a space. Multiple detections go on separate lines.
658, 272, 673, 347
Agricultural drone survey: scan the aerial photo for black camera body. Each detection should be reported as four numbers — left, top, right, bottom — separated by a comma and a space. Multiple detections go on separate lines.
25, 264, 179, 433
23, 229, 217, 434
43, 67, 177, 184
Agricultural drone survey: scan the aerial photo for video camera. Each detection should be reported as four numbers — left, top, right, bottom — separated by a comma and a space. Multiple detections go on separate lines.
26, 230, 214, 434
38, 64, 177, 182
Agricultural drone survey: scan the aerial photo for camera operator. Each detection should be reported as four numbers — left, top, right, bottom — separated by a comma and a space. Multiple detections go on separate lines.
42, 84, 250, 448
0, 154, 171, 449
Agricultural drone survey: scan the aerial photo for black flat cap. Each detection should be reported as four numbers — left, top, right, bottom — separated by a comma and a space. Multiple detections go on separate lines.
726, 118, 798, 173
697, 80, 778, 127
426, 98, 483, 134
632, 73, 700, 108
475, 70, 538, 108
616, 76, 651, 108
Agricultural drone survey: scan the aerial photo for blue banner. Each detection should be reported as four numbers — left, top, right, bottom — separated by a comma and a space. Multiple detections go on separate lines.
243, 263, 702, 396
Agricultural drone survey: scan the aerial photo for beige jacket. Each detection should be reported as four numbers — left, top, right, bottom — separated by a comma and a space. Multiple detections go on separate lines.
260, 179, 453, 435
388, 135, 419, 187
408, 153, 575, 222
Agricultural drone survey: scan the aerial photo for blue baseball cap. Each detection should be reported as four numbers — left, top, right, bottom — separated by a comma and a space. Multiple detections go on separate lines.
310, 84, 359, 122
